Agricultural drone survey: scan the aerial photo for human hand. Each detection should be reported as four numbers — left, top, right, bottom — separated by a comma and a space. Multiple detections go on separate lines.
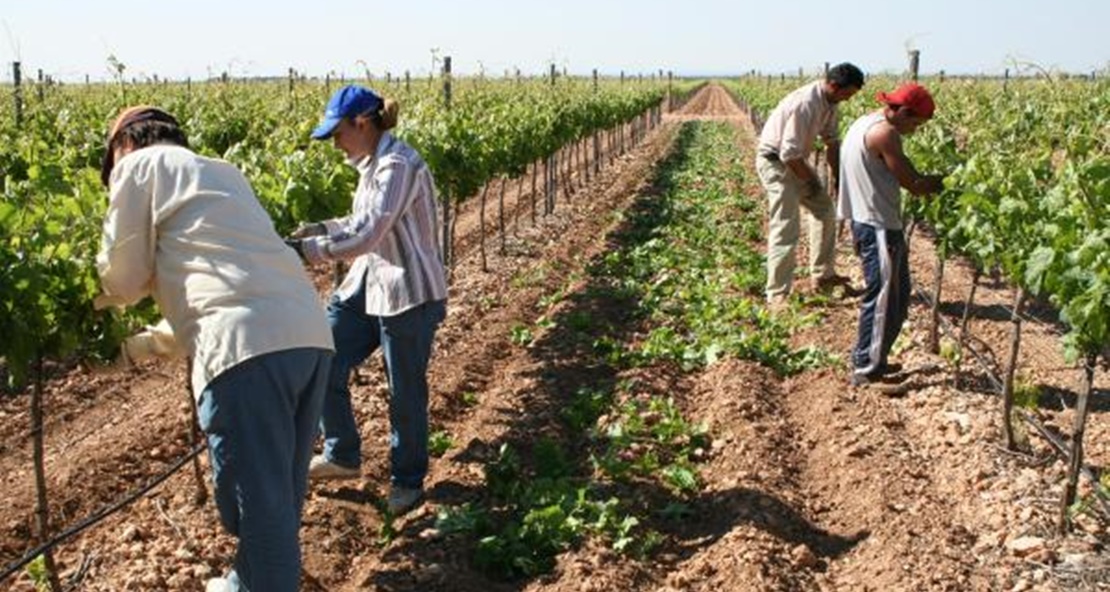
924, 175, 945, 195
288, 222, 327, 239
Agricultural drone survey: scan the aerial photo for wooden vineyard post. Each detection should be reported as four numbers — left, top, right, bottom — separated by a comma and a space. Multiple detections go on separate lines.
441, 56, 453, 270
478, 182, 489, 272
667, 70, 673, 112
184, 360, 208, 505
928, 253, 945, 354
545, 64, 557, 217
593, 69, 601, 175
1001, 288, 1025, 450
584, 128, 592, 183
908, 50, 921, 82
1059, 353, 1099, 533
955, 268, 982, 388
564, 144, 572, 196
36, 69, 44, 103
405, 70, 411, 93
515, 174, 524, 236
530, 160, 538, 225
13, 62, 24, 129
546, 152, 557, 216
31, 357, 63, 592
498, 176, 507, 255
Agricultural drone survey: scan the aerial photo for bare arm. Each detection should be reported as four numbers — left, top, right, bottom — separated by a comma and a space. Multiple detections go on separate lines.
867, 124, 943, 196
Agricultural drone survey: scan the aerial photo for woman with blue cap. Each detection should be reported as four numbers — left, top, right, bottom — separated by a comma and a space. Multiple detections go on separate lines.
286, 85, 447, 515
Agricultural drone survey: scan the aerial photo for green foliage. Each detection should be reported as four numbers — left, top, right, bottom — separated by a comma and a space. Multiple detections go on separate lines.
429, 429, 455, 457
1, 76, 674, 387
596, 394, 708, 495
509, 323, 534, 346
1012, 377, 1042, 410
593, 122, 833, 374
25, 555, 50, 592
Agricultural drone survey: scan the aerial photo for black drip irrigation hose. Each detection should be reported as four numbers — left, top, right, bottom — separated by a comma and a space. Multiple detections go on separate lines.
909, 280, 1110, 519
0, 442, 207, 583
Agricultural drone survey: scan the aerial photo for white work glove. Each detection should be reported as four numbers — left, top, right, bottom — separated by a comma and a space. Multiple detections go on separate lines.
115, 319, 182, 369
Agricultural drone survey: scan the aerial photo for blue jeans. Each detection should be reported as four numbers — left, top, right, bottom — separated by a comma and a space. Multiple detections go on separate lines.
320, 292, 446, 489
197, 347, 332, 592
851, 222, 910, 376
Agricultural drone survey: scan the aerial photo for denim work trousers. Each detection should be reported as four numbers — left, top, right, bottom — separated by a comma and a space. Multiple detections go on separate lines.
197, 347, 332, 592
756, 154, 837, 299
320, 290, 446, 489
851, 222, 911, 376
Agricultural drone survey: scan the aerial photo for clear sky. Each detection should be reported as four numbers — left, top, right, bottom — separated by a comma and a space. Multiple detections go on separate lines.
2, 0, 1105, 83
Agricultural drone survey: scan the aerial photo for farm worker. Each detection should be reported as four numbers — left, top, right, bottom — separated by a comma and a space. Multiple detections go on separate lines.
95, 105, 335, 592
836, 83, 945, 387
756, 62, 865, 309
285, 85, 447, 515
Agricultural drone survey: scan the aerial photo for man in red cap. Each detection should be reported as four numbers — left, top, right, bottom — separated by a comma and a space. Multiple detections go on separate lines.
837, 83, 945, 389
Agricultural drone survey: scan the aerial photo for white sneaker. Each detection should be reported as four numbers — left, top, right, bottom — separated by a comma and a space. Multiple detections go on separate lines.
387, 486, 424, 514
206, 578, 231, 592
308, 454, 361, 481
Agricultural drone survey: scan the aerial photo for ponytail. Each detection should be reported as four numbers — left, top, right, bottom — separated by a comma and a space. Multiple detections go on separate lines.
377, 98, 400, 131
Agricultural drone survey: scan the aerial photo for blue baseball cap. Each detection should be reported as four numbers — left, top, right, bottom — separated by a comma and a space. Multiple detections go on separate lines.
310, 85, 384, 140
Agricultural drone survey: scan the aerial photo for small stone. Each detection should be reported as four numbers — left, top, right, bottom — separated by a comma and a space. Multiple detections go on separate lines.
118, 525, 142, 542
1028, 548, 1058, 565
1007, 536, 1046, 557
791, 544, 818, 569
139, 573, 164, 588
414, 563, 444, 583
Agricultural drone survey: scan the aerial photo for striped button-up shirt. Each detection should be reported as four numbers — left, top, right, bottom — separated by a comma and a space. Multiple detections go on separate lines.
757, 80, 839, 163
302, 132, 447, 316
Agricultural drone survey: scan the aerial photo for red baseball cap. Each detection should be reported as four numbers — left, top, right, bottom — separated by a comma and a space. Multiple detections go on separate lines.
876, 83, 936, 119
